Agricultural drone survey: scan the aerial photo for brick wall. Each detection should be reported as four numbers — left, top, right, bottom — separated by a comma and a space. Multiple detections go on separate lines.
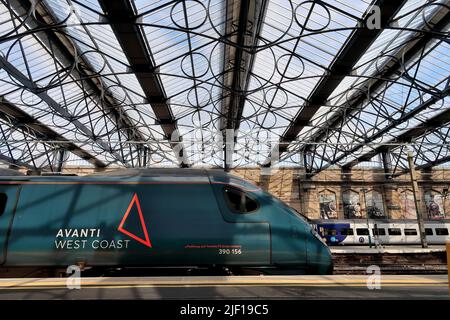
231, 167, 450, 220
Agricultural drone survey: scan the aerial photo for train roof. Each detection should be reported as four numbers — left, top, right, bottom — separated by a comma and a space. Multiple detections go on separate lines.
0, 168, 230, 179
99, 169, 260, 189
0, 168, 260, 190
86, 168, 227, 178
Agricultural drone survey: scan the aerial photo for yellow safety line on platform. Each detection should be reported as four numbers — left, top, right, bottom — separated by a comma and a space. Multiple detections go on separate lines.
0, 280, 447, 286
0, 283, 447, 290
0, 278, 447, 289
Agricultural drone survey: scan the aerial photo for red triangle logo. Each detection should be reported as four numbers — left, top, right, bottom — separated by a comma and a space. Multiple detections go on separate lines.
118, 193, 152, 248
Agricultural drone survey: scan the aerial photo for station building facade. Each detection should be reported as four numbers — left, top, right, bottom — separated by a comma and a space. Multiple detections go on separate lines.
233, 167, 450, 221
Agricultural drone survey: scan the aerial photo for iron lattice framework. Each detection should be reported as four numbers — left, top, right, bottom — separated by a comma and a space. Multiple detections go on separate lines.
0, 0, 449, 173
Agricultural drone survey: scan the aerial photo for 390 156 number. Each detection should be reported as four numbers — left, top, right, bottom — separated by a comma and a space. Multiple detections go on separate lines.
219, 248, 242, 255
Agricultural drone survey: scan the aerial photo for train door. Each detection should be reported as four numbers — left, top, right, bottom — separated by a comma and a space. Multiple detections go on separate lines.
404, 223, 420, 244
211, 184, 271, 266
374, 224, 389, 245
387, 224, 403, 244
0, 185, 20, 264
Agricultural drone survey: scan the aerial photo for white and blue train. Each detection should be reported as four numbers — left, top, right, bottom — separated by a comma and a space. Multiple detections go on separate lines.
312, 219, 450, 245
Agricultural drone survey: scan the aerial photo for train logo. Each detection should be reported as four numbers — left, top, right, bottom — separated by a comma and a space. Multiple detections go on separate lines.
118, 193, 152, 248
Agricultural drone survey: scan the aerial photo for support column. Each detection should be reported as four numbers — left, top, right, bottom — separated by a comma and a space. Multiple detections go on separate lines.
55, 148, 66, 173
360, 188, 372, 248
382, 151, 393, 179
407, 151, 428, 248
26, 169, 41, 176
143, 146, 149, 168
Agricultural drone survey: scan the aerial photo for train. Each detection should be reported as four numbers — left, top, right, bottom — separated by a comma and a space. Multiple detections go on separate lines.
313, 219, 450, 245
0, 169, 333, 275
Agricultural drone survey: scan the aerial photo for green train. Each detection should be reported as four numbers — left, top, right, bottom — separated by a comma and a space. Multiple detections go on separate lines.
0, 169, 333, 274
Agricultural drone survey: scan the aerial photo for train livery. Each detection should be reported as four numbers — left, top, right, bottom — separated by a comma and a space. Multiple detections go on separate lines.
313, 219, 450, 245
0, 169, 333, 274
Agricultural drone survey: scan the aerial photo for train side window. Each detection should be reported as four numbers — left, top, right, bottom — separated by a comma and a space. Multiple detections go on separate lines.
223, 186, 258, 214
340, 228, 354, 236
324, 229, 337, 236
0, 193, 7, 216
388, 228, 402, 236
404, 229, 418, 236
356, 228, 369, 236
425, 228, 433, 236
372, 228, 386, 236
435, 228, 449, 236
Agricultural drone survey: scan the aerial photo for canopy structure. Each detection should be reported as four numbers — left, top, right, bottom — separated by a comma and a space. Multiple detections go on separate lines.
0, 0, 448, 175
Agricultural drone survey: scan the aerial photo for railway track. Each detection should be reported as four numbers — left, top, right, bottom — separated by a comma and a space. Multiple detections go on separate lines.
334, 264, 447, 274
333, 249, 448, 274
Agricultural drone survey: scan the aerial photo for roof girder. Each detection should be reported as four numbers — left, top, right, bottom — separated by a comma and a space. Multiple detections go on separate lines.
97, 0, 190, 167
264, 0, 407, 166
345, 89, 450, 167
303, 5, 450, 161
0, 98, 106, 168
306, 9, 450, 174
7, 0, 148, 165
219, 0, 269, 170
0, 57, 126, 164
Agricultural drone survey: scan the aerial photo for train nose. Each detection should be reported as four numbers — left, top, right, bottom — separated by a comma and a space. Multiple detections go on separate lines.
307, 230, 334, 274
321, 245, 334, 274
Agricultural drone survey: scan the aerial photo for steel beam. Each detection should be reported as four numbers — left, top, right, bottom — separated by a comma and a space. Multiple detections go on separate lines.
0, 154, 33, 169
0, 98, 106, 168
0, 57, 125, 163
381, 151, 393, 178
98, 0, 189, 167
416, 155, 450, 170
343, 103, 450, 168
265, 0, 407, 165
407, 150, 428, 248
54, 148, 66, 173
7, 0, 145, 164
329, 83, 450, 168
219, 0, 268, 170
302, 7, 450, 158
278, 4, 450, 174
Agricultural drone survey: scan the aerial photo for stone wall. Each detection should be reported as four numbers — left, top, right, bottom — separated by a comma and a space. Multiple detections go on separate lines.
230, 167, 450, 220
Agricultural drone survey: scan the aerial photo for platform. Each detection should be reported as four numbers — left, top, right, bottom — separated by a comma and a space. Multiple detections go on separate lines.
0, 275, 447, 299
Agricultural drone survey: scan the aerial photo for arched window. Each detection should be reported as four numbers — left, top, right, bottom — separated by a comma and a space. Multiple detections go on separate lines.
424, 190, 445, 220
342, 190, 362, 219
365, 190, 386, 219
400, 190, 416, 219
319, 190, 337, 219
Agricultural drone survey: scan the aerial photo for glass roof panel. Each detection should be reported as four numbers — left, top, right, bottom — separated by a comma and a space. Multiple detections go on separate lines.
1, 0, 449, 170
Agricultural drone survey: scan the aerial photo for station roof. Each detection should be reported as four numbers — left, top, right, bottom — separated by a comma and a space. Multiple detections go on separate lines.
0, 0, 449, 176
